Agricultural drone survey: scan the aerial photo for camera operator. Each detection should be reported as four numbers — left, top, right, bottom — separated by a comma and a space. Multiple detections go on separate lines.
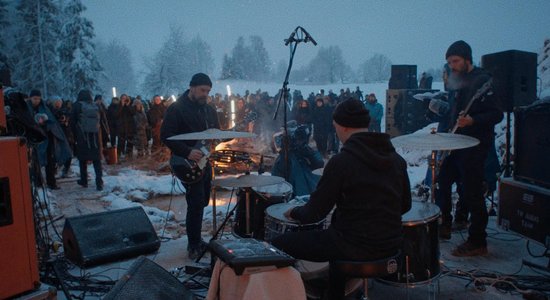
50, 96, 74, 178
271, 122, 324, 196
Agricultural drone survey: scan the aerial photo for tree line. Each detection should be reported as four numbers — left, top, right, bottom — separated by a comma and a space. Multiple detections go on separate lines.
0, 0, 404, 100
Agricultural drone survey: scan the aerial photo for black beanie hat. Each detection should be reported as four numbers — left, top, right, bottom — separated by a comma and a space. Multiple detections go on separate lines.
332, 98, 371, 128
446, 40, 472, 63
29, 89, 41, 97
189, 73, 212, 87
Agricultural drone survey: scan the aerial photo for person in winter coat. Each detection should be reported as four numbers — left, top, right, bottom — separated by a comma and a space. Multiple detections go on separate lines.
133, 99, 149, 157
147, 95, 166, 152
27, 89, 72, 189
364, 93, 384, 132
71, 89, 107, 191
106, 97, 120, 147
117, 94, 135, 158
311, 97, 331, 156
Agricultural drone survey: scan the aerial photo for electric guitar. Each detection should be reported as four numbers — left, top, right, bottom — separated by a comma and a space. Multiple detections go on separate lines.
170, 139, 211, 184
437, 78, 493, 166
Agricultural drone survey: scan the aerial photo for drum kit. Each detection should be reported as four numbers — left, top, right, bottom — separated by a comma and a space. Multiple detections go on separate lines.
170, 128, 480, 295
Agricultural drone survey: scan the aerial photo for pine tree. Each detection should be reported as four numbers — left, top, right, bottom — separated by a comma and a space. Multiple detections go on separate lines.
95, 39, 136, 97
0, 0, 10, 50
186, 35, 214, 76
230, 36, 249, 80
58, 0, 101, 99
13, 0, 62, 97
220, 53, 233, 80
248, 35, 272, 81
142, 25, 189, 96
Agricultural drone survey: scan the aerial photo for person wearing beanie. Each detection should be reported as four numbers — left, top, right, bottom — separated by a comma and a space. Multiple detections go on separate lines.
272, 98, 412, 298
435, 41, 503, 256
160, 73, 219, 260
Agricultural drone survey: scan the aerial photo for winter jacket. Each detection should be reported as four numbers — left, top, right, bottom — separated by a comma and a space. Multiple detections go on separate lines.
290, 132, 412, 260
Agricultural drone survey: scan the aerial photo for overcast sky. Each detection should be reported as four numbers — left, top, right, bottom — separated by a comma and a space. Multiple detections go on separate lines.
84, 0, 550, 78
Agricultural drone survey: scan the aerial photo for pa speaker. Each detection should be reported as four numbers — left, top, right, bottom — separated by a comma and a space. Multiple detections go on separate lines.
481, 50, 537, 112
385, 89, 439, 137
389, 65, 418, 89
104, 256, 194, 300
62, 207, 161, 267
513, 101, 550, 188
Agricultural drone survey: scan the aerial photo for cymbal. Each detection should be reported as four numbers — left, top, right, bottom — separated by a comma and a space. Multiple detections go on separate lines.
167, 128, 256, 140
312, 168, 324, 176
391, 132, 480, 151
213, 174, 285, 188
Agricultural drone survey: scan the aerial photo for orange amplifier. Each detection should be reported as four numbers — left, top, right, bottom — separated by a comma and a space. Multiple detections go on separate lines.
0, 137, 40, 299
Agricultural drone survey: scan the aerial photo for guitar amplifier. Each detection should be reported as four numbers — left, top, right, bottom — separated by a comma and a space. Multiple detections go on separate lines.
498, 177, 550, 247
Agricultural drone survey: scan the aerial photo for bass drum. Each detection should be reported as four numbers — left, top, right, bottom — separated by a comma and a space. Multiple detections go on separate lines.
265, 203, 361, 299
379, 200, 441, 286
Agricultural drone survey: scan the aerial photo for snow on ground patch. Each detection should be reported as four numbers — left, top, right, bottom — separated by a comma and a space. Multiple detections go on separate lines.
104, 167, 185, 195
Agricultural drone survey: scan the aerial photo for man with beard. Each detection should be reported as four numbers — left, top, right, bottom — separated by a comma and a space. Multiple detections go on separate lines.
435, 40, 503, 256
161, 73, 219, 259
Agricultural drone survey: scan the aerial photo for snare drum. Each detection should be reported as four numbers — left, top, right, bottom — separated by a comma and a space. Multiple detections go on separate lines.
264, 203, 325, 241
380, 200, 441, 286
265, 203, 360, 299
252, 181, 293, 203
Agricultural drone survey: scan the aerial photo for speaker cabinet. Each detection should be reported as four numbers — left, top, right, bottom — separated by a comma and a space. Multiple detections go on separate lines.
513, 102, 550, 188
481, 50, 537, 112
386, 89, 439, 137
389, 65, 418, 89
62, 207, 161, 267
498, 177, 550, 247
104, 256, 194, 300
0, 137, 40, 299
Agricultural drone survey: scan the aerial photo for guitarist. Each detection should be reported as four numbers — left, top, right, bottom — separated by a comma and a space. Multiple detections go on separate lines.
161, 73, 220, 260
436, 41, 503, 256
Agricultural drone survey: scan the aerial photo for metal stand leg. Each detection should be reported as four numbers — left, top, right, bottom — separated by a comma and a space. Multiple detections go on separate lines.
245, 188, 251, 236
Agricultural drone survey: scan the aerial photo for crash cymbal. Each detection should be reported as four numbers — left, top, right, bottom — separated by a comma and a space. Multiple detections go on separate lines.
167, 128, 256, 140
212, 174, 285, 188
312, 168, 324, 176
391, 132, 479, 151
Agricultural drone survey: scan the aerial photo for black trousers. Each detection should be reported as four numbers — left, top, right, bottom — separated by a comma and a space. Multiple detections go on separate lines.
436, 146, 488, 246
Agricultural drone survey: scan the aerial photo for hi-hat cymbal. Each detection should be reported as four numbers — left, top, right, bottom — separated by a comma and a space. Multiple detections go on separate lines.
391, 132, 480, 151
213, 174, 285, 188
167, 128, 256, 140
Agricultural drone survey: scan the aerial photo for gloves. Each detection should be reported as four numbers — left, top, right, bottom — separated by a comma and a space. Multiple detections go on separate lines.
429, 99, 450, 116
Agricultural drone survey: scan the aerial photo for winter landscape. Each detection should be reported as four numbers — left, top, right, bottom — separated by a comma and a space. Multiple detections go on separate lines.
1, 1, 550, 300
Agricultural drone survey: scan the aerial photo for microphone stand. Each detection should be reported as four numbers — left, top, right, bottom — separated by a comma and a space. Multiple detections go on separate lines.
273, 26, 316, 182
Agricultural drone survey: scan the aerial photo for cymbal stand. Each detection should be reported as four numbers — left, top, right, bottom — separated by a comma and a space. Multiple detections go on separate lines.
429, 150, 437, 203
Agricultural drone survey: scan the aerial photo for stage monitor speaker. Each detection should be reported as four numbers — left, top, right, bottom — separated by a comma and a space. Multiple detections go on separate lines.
62, 207, 161, 267
481, 50, 537, 112
0, 137, 40, 299
389, 65, 418, 89
498, 177, 550, 247
104, 256, 194, 300
385, 89, 439, 137
513, 102, 550, 188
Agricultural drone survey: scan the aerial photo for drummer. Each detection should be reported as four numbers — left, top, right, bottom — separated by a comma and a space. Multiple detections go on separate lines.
161, 73, 219, 260
272, 99, 412, 263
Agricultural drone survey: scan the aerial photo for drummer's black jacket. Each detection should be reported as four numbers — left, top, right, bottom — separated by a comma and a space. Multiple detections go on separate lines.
160, 90, 220, 158
290, 132, 412, 260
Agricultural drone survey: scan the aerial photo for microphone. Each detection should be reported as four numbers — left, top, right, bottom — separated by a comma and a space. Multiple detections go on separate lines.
299, 27, 317, 46
284, 30, 296, 46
